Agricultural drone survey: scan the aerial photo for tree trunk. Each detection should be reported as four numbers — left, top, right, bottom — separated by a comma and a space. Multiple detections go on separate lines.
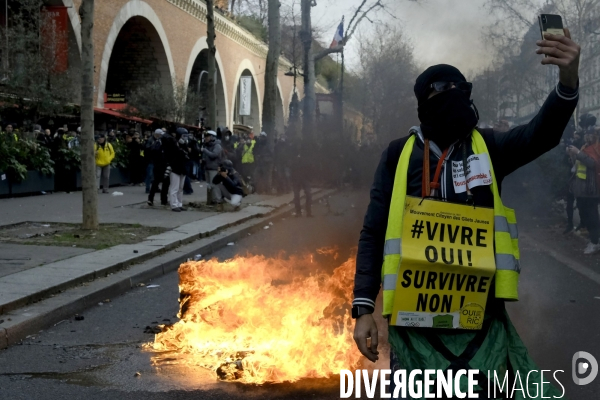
206, 0, 217, 204
79, 0, 98, 230
260, 0, 281, 192
206, 0, 217, 130
262, 0, 280, 147
300, 0, 316, 142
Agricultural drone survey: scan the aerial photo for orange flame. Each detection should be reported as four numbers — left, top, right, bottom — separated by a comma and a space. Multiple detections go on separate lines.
150, 249, 362, 384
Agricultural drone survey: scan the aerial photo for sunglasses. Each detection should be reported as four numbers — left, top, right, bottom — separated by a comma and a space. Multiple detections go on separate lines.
430, 81, 473, 94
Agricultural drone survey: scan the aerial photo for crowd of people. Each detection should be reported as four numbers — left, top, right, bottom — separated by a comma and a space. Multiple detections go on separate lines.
1, 121, 323, 216
91, 125, 274, 212
563, 114, 600, 255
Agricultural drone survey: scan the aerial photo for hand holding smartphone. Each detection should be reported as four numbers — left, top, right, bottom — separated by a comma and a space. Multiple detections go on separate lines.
539, 14, 564, 39
536, 14, 580, 89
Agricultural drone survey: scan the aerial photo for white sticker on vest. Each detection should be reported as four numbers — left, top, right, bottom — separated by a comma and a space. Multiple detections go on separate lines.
451, 153, 493, 194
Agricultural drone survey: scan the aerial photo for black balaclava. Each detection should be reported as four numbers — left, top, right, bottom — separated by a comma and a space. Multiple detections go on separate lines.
414, 64, 478, 149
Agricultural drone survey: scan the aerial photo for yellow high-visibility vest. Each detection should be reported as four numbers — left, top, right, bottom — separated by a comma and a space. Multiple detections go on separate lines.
381, 130, 520, 317
241, 140, 256, 164
576, 161, 587, 180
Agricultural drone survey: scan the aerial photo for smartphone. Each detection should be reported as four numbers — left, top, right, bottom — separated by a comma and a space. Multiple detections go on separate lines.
539, 14, 564, 39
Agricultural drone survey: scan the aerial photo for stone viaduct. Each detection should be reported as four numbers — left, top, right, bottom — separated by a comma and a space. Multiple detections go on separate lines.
57, 0, 304, 132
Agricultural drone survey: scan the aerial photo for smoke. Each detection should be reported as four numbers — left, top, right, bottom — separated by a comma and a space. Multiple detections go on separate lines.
314, 0, 499, 74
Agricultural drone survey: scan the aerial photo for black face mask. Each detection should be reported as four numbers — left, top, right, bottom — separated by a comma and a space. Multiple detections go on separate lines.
418, 88, 478, 149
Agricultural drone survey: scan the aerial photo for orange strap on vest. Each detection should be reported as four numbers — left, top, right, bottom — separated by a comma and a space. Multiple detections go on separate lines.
422, 139, 449, 198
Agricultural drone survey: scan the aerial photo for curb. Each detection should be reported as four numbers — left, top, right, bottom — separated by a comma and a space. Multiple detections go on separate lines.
0, 189, 336, 348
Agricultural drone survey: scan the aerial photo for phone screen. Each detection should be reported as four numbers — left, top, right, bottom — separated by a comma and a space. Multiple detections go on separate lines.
539, 14, 564, 38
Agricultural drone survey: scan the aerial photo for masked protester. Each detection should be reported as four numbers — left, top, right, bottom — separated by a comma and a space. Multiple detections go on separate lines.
353, 32, 580, 398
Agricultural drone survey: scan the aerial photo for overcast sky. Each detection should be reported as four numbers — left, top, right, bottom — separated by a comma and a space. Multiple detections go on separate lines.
311, 0, 542, 78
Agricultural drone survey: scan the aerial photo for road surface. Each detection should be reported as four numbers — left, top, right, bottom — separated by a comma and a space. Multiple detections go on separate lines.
0, 189, 599, 399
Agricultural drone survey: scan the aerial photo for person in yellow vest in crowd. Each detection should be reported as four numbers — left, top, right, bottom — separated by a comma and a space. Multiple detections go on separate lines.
353, 31, 580, 398
2, 124, 18, 141
95, 133, 115, 193
234, 131, 256, 179
567, 127, 600, 254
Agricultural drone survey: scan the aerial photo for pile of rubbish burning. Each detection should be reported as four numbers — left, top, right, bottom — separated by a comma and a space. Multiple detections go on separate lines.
150, 249, 362, 384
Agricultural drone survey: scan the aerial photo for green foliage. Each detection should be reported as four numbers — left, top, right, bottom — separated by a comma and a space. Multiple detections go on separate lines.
237, 15, 268, 42
315, 56, 342, 91
0, 134, 27, 181
111, 141, 130, 170
55, 147, 81, 172
0, 133, 54, 181
17, 141, 55, 177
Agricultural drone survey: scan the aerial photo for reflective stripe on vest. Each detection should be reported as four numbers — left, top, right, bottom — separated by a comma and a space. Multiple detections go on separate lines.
577, 161, 587, 180
381, 130, 520, 317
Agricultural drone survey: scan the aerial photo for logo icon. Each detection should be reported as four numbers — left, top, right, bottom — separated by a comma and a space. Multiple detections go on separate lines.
572, 351, 598, 385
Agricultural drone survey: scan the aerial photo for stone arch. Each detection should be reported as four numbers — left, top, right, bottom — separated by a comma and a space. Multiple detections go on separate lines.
232, 59, 262, 129
96, 0, 175, 107
60, 0, 81, 53
184, 37, 229, 128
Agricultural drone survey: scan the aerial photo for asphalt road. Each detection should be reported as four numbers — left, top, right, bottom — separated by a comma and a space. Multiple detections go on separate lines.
0, 189, 599, 399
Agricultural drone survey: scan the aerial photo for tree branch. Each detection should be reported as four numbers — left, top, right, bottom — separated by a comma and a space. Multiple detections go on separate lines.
346, 0, 368, 33
345, 1, 383, 43
314, 0, 383, 61
314, 45, 343, 61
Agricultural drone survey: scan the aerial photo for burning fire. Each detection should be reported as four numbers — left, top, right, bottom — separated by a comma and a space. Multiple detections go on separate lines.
150, 248, 362, 384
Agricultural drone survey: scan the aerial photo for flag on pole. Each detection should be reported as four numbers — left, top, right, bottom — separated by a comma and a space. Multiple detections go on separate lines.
329, 17, 344, 49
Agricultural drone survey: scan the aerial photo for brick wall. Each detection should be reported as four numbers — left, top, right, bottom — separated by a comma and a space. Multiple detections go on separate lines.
66, 0, 298, 126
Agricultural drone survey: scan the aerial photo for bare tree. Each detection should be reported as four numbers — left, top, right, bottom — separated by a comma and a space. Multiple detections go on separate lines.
300, 0, 317, 140
355, 25, 417, 144
299, 0, 404, 141
262, 0, 281, 143
483, 0, 600, 124
0, 0, 80, 125
125, 81, 202, 125
236, 0, 269, 23
79, 0, 98, 230
207, 0, 218, 129
279, 0, 302, 139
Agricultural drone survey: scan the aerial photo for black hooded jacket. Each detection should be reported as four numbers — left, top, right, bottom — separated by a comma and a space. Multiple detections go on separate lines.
162, 135, 188, 175
353, 83, 579, 311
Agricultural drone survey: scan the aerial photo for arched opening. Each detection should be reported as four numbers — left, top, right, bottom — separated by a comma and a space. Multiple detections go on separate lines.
233, 69, 260, 129
104, 16, 172, 107
187, 49, 227, 128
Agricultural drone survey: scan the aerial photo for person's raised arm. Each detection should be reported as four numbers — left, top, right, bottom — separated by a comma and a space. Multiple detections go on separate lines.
489, 30, 580, 178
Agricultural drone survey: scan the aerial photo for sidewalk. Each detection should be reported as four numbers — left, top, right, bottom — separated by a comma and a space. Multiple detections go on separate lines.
0, 186, 335, 348
0, 182, 274, 228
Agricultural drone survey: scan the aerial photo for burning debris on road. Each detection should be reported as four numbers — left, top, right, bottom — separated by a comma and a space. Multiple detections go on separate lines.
149, 249, 361, 384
